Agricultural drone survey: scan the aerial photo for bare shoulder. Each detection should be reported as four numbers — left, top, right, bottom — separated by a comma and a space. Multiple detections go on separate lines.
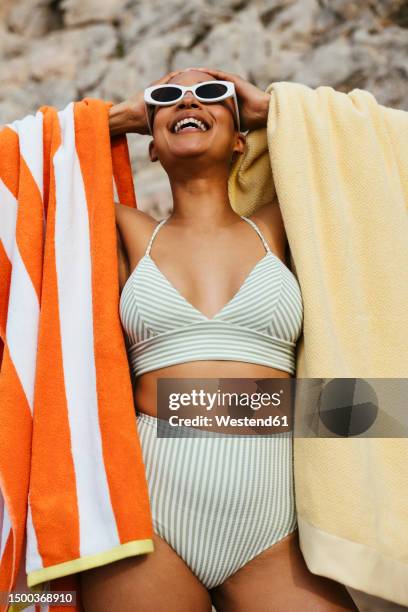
248, 200, 287, 256
115, 202, 158, 263
115, 202, 157, 233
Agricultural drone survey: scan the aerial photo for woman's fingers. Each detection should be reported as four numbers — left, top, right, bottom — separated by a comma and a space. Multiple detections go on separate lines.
192, 67, 242, 83
192, 67, 226, 76
149, 70, 185, 87
150, 67, 240, 89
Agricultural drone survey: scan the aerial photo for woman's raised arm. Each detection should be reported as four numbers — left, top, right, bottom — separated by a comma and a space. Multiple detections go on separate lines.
108, 69, 186, 137
109, 97, 148, 137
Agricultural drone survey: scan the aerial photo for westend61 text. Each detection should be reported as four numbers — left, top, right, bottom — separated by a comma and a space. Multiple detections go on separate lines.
168, 415, 289, 427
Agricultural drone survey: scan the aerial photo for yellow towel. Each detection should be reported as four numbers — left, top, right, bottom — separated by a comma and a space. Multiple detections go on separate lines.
228, 81, 408, 606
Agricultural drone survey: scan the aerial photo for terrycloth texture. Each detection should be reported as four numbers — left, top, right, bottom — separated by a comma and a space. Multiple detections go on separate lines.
0, 100, 153, 612
228, 82, 408, 606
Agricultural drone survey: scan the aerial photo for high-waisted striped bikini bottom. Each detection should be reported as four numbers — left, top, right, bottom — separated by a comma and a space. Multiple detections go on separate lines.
136, 412, 297, 590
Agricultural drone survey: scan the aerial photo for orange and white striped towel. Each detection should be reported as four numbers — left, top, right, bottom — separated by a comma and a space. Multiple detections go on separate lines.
0, 99, 153, 612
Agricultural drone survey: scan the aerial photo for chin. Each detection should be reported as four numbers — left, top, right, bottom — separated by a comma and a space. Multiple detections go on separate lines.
156, 129, 232, 166
171, 145, 211, 159
165, 136, 212, 157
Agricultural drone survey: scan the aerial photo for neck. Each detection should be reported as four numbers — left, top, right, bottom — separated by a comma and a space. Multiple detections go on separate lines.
168, 172, 239, 228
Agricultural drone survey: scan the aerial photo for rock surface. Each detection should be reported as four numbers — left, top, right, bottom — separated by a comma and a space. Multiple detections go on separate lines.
1, 0, 407, 217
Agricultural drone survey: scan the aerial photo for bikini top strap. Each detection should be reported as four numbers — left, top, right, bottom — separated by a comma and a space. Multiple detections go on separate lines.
145, 217, 170, 256
240, 216, 270, 254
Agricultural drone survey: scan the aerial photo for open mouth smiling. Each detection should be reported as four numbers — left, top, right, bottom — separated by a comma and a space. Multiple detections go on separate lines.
170, 116, 211, 134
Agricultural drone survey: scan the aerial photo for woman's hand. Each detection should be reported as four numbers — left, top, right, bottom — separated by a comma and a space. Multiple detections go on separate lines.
189, 67, 271, 132
109, 70, 186, 137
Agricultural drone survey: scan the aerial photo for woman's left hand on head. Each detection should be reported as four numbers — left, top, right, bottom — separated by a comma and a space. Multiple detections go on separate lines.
188, 67, 271, 132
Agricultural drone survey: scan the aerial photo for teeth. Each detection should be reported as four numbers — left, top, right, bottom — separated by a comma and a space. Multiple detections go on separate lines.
174, 117, 208, 133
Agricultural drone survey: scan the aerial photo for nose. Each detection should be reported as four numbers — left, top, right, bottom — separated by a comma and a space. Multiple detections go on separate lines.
176, 91, 201, 109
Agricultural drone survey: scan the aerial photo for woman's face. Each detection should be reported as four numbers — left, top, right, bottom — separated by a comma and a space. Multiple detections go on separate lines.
148, 70, 245, 173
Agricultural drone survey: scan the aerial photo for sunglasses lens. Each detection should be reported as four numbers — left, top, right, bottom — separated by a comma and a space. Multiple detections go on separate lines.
150, 86, 182, 102
195, 83, 229, 99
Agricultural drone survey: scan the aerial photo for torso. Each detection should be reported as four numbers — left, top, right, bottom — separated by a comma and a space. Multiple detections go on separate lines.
115, 201, 294, 417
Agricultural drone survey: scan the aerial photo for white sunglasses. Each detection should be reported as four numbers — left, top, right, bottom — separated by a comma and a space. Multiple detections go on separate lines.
144, 80, 241, 135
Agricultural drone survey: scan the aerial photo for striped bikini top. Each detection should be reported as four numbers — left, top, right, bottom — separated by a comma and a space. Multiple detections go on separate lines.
119, 215, 303, 377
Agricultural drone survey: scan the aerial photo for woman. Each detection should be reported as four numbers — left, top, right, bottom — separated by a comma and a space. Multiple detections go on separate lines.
80, 68, 358, 611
